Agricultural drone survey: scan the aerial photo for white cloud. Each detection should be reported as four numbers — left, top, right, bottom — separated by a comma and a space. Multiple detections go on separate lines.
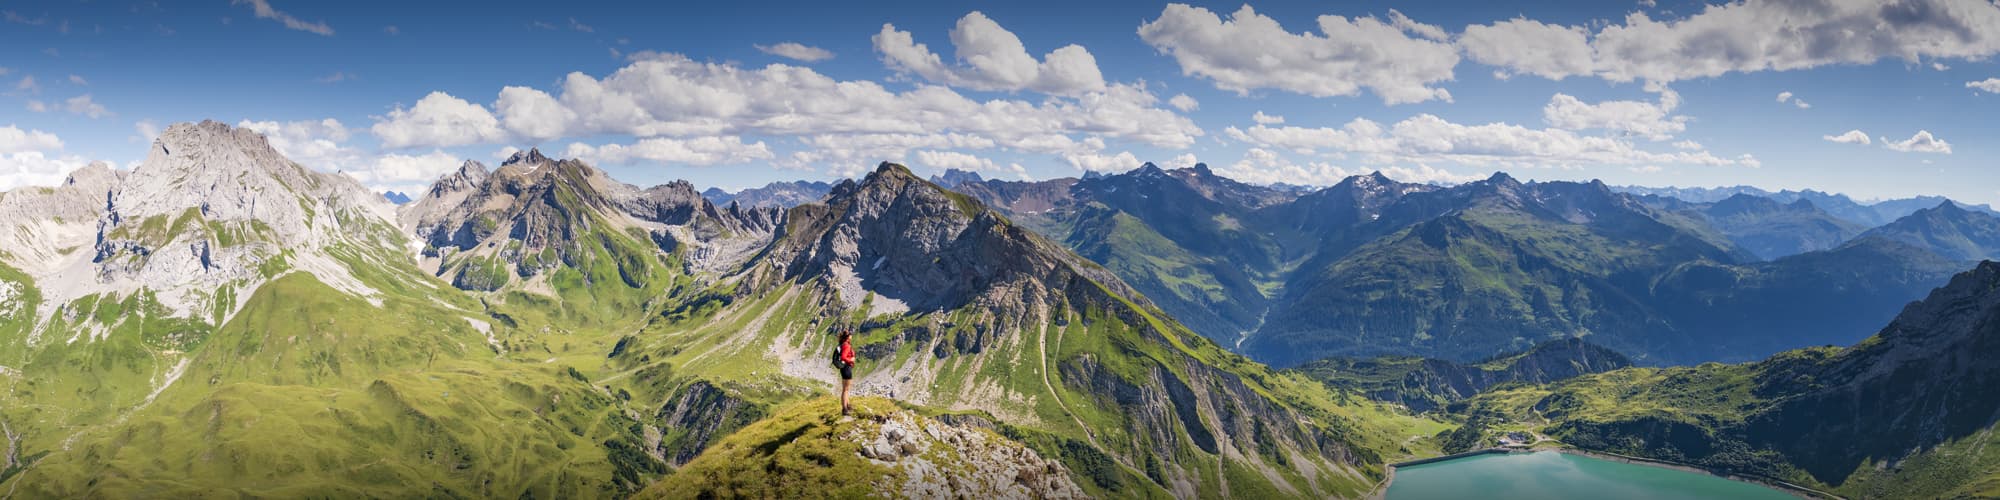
1822, 129, 1870, 145
1138, 4, 1458, 104
755, 42, 835, 62
1671, 140, 1703, 150
371, 51, 1200, 171
239, 118, 358, 171
58, 94, 111, 118
1252, 111, 1285, 125
1459, 18, 1595, 80
564, 136, 774, 166
342, 150, 462, 189
232, 0, 333, 36
16, 75, 38, 93
1630, 165, 1663, 174
0, 125, 64, 153
1542, 93, 1685, 140
1969, 78, 2000, 93
1215, 147, 1481, 186
133, 120, 160, 143
911, 149, 1031, 179
0, 126, 88, 191
371, 92, 508, 148
0, 151, 91, 191
66, 74, 86, 86
494, 86, 573, 142
24, 101, 46, 113
874, 11, 1106, 96
1063, 151, 1142, 173
1161, 153, 1200, 170
1226, 114, 1756, 169
315, 71, 352, 83
1776, 91, 1811, 108
1168, 93, 1198, 111
1461, 0, 2000, 84
1934, 62, 1951, 71
568, 17, 593, 33
1881, 130, 1952, 154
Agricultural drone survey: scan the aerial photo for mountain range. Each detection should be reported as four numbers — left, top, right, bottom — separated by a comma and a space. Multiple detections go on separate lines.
3, 121, 1998, 498
1462, 260, 2000, 498
955, 163, 1999, 367
1615, 184, 2000, 227
0, 123, 1438, 498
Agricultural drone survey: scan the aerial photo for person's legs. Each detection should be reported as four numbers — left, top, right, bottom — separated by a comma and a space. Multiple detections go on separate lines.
840, 378, 851, 414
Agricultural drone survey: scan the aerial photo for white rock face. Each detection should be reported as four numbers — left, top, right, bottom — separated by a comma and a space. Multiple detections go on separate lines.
0, 120, 404, 341
849, 411, 1087, 500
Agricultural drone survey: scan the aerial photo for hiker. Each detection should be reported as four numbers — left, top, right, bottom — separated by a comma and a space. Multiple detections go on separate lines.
834, 329, 856, 415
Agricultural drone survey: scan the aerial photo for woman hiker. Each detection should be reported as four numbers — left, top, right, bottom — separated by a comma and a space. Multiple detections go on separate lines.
834, 329, 856, 415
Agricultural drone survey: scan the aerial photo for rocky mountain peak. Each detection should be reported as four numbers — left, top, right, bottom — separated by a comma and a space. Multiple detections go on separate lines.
63, 161, 120, 188
1130, 162, 1165, 176
502, 147, 552, 167
927, 168, 985, 189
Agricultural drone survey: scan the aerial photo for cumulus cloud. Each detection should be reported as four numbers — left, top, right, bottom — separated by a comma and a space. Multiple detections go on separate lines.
755, 42, 835, 62
58, 94, 111, 118
564, 136, 774, 166
1460, 18, 1595, 80
1969, 78, 2000, 93
1168, 93, 1198, 111
0, 125, 89, 191
342, 150, 462, 190
1542, 93, 1685, 140
1161, 153, 1200, 170
1225, 114, 1757, 169
1063, 151, 1143, 173
239, 118, 359, 171
874, 11, 1107, 96
371, 51, 1200, 172
1214, 147, 1481, 186
0, 125, 64, 153
914, 149, 1031, 179
371, 92, 508, 148
1460, 0, 2000, 84
232, 0, 333, 36
1137, 4, 1458, 104
1881, 130, 1952, 153
1823, 130, 1871, 145
1252, 111, 1285, 125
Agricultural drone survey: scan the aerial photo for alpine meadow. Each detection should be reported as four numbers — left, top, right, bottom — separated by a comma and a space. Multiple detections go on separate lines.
4, 1, 2000, 499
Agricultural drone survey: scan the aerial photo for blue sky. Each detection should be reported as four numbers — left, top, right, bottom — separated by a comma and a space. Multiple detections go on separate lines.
2, 0, 1996, 206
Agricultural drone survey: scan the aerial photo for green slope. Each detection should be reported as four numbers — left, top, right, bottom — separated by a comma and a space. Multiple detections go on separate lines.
1458, 261, 2000, 498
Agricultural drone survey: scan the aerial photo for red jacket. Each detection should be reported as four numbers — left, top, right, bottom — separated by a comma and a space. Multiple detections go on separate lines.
839, 339, 856, 365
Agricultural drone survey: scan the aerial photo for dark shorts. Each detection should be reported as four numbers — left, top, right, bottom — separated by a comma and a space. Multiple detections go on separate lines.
840, 364, 854, 380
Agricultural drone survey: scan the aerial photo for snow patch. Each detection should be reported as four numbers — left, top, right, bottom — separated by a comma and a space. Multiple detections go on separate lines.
0, 280, 19, 318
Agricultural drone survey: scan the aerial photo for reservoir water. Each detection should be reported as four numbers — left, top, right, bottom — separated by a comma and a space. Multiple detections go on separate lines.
1385, 451, 1797, 500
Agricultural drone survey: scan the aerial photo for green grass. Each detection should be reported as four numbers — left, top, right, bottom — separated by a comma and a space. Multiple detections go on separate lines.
638, 397, 903, 499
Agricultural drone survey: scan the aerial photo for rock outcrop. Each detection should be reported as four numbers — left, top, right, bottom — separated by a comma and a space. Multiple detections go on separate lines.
850, 410, 1087, 499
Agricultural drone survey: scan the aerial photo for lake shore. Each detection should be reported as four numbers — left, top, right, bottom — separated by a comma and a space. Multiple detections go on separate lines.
1377, 447, 1844, 500
1552, 448, 1841, 500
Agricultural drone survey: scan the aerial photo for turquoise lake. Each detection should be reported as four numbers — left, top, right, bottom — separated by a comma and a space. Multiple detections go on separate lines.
1385, 451, 1797, 500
